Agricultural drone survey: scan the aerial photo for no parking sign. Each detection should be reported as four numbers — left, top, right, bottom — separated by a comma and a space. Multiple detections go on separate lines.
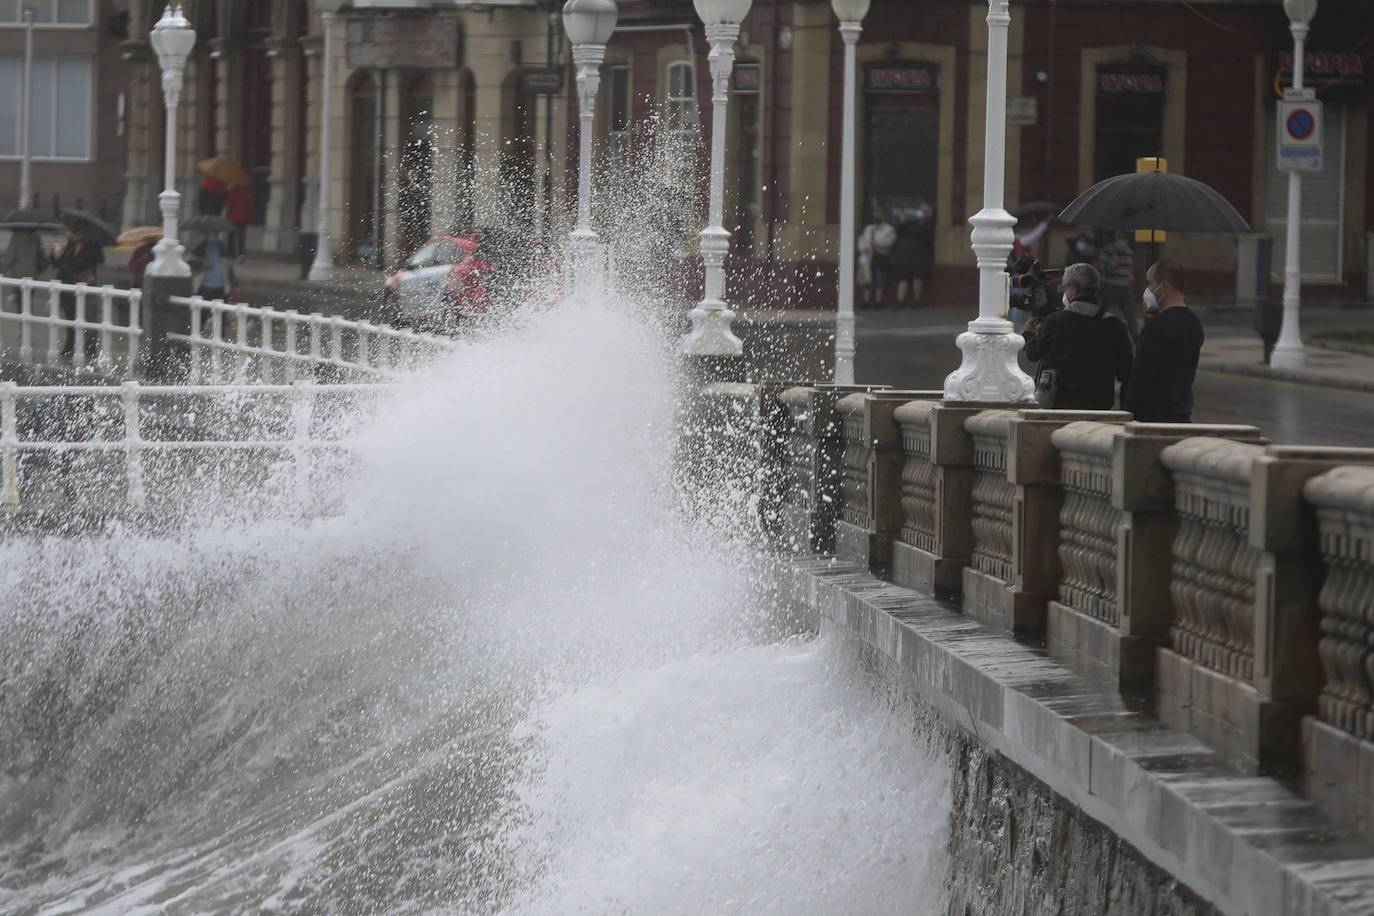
1278, 93, 1323, 172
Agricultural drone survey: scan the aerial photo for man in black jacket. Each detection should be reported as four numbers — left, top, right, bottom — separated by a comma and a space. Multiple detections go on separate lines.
1023, 262, 1134, 410
1125, 260, 1204, 422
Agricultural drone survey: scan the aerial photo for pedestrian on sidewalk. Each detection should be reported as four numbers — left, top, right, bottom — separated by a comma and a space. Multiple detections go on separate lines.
51, 226, 103, 358
859, 207, 897, 308
193, 232, 233, 301
894, 200, 935, 308
129, 237, 155, 289
1124, 260, 1204, 422
226, 183, 254, 259
197, 175, 227, 216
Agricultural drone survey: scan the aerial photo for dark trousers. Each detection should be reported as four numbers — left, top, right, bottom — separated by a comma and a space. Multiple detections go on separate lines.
58, 289, 100, 360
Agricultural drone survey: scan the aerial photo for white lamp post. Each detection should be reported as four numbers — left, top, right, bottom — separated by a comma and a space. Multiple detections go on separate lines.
562, 0, 618, 293
682, 0, 753, 357
1272, 0, 1317, 369
943, 0, 1034, 402
17, 0, 40, 209
308, 0, 346, 283
831, 0, 869, 385
147, 5, 197, 278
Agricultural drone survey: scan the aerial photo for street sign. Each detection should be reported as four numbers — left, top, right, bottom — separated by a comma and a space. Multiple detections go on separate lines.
1277, 94, 1322, 172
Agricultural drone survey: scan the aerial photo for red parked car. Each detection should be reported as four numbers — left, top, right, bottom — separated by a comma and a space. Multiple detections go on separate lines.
383, 234, 493, 328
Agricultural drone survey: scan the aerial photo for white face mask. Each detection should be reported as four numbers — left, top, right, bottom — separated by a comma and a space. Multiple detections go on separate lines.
1061, 290, 1073, 309
1143, 285, 1160, 310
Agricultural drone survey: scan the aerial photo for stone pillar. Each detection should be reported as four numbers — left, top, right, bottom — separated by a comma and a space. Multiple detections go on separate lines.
833, 390, 944, 575
120, 40, 160, 228
262, 36, 303, 252
139, 274, 194, 383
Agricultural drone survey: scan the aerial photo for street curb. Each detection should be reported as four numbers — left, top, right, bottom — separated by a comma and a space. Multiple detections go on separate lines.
1198, 358, 1374, 395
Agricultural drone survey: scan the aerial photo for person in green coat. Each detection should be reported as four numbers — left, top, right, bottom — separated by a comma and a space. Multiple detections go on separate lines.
2, 228, 48, 308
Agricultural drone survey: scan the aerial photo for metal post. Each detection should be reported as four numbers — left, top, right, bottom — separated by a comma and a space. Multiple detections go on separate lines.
121, 381, 146, 508
943, 0, 1035, 402
682, 22, 744, 356
18, 7, 35, 209
568, 43, 605, 293
1, 381, 18, 511
834, 21, 862, 385
1272, 16, 1310, 369
308, 10, 337, 282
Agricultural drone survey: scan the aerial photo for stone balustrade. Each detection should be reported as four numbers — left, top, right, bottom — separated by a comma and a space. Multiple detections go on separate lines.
833, 390, 942, 574
1302, 465, 1374, 842
960, 409, 1129, 634
1048, 421, 1265, 689
891, 400, 1012, 597
1156, 440, 1374, 774
774, 384, 889, 553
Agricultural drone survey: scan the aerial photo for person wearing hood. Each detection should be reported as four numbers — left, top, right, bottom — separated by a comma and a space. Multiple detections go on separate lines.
3, 228, 48, 308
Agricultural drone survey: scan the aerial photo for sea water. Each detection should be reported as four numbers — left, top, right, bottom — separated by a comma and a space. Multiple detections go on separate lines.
0, 291, 951, 914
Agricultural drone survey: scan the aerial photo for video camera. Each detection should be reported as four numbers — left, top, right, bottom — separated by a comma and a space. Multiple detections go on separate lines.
1006, 253, 1063, 319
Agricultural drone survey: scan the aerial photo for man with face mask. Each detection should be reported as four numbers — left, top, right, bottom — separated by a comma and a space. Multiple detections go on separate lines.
1124, 260, 1204, 422
1022, 262, 1133, 410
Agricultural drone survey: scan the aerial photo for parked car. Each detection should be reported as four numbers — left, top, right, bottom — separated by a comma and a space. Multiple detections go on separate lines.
383, 234, 493, 328
382, 227, 557, 330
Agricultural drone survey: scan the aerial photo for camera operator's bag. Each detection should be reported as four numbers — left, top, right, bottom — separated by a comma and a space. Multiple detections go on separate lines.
1034, 367, 1058, 408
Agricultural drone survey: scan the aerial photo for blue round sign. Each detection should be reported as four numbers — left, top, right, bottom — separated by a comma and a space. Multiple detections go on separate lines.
1287, 109, 1316, 140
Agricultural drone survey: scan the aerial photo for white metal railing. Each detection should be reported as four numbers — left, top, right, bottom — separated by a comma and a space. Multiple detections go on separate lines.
0, 274, 142, 375
0, 379, 386, 516
169, 295, 457, 383
0, 273, 457, 383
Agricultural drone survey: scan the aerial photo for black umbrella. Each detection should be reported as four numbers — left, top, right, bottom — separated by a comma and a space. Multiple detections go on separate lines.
1057, 170, 1249, 233
1009, 201, 1059, 219
0, 208, 64, 231
58, 208, 118, 246
179, 214, 236, 234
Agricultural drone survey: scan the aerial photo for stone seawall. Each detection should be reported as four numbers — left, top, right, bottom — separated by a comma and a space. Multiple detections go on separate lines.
783, 557, 1374, 916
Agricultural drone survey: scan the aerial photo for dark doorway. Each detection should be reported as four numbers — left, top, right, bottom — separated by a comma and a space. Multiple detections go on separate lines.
865, 107, 938, 218
349, 74, 378, 262
1094, 67, 1166, 181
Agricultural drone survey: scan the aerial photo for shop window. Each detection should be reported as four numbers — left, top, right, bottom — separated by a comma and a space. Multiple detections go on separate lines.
0, 55, 91, 159
1094, 66, 1166, 182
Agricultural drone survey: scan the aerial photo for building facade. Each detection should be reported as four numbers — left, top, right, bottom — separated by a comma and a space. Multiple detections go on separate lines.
0, 0, 129, 223
106, 0, 1372, 302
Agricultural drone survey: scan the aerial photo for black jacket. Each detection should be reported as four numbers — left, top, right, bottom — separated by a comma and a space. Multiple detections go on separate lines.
1124, 305, 1205, 421
1024, 298, 1134, 410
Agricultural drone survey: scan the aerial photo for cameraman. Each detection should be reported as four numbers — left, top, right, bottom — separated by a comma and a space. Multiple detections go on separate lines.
1022, 263, 1133, 410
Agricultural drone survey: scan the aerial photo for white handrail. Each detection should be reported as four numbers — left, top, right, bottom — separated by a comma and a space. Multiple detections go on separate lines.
166, 294, 456, 384
0, 274, 143, 376
0, 273, 455, 384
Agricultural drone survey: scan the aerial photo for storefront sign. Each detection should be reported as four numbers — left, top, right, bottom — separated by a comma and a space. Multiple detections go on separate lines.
864, 62, 939, 95
523, 66, 564, 95
346, 13, 461, 69
733, 64, 761, 93
1097, 70, 1166, 96
1274, 49, 1366, 99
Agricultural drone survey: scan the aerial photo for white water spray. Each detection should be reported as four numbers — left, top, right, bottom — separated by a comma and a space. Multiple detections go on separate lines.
0, 285, 950, 913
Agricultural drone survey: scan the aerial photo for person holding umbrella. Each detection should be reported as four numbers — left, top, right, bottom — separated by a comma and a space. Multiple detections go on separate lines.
1124, 260, 1204, 423
52, 225, 104, 358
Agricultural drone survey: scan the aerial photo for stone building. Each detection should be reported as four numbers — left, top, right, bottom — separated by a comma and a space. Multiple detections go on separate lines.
102, 0, 1374, 302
